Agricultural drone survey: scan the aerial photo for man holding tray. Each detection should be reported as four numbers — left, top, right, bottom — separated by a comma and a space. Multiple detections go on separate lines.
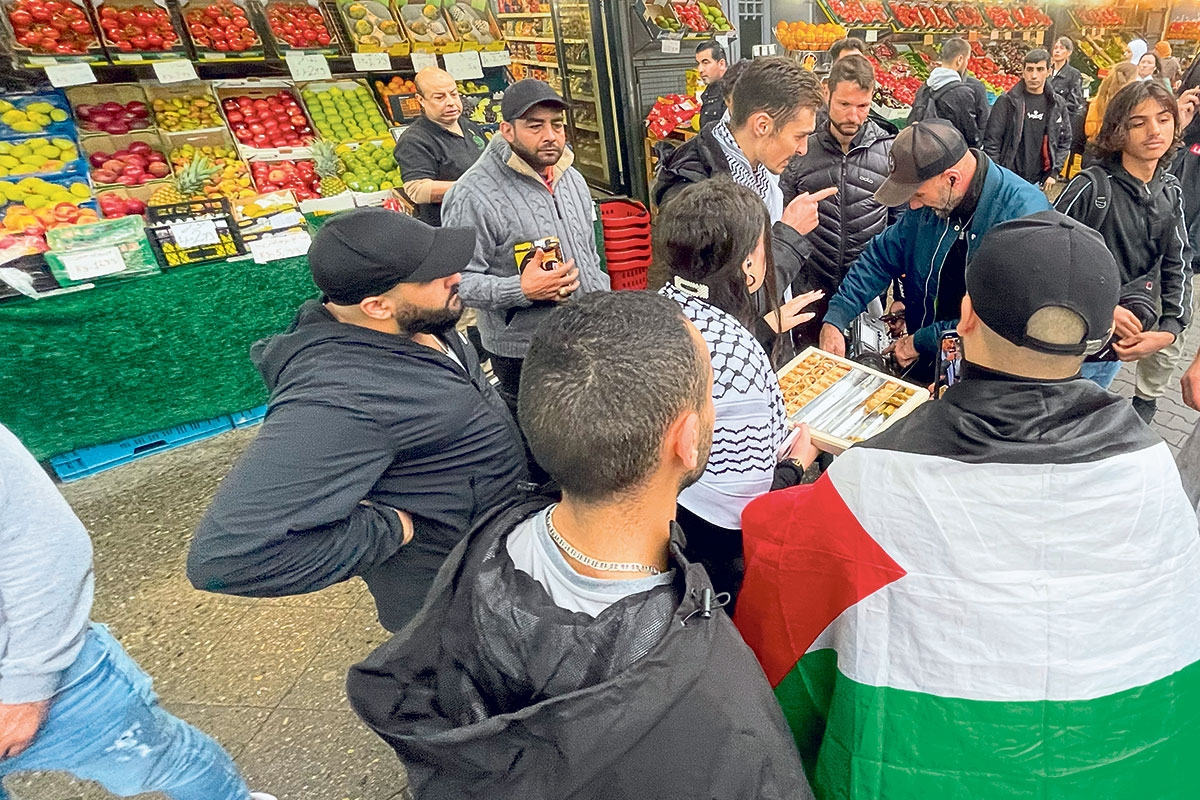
737, 211, 1200, 799
818, 119, 1048, 381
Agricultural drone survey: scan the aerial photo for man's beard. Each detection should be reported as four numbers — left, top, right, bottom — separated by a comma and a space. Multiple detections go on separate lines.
511, 138, 563, 170
832, 119, 861, 138
395, 292, 463, 337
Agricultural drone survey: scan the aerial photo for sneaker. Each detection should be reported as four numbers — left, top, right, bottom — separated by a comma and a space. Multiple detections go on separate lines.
1132, 396, 1157, 425
250, 793, 278, 800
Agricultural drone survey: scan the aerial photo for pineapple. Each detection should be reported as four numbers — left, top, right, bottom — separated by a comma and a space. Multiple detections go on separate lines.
312, 140, 347, 197
148, 157, 219, 206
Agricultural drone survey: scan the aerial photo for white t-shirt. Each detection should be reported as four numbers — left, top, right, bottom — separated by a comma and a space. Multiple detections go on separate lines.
505, 509, 674, 617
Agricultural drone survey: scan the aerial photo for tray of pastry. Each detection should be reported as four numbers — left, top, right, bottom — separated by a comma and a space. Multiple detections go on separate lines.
777, 347, 929, 453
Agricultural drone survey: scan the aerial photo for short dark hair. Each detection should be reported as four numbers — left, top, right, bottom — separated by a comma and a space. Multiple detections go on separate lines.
720, 59, 751, 106
1095, 79, 1180, 159
828, 53, 875, 93
1055, 36, 1074, 53
652, 177, 779, 336
940, 37, 970, 63
519, 292, 708, 503
730, 57, 823, 129
1024, 48, 1050, 65
829, 36, 867, 60
696, 39, 726, 63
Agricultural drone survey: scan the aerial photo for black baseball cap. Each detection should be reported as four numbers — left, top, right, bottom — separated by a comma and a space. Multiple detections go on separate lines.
308, 207, 475, 305
501, 79, 567, 122
965, 211, 1119, 356
875, 120, 969, 207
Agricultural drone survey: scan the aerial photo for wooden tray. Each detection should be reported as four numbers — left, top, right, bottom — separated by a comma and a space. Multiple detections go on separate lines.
777, 346, 929, 454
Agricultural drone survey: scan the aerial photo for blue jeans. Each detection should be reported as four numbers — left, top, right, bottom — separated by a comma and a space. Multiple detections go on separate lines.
0, 624, 250, 800
1080, 360, 1123, 389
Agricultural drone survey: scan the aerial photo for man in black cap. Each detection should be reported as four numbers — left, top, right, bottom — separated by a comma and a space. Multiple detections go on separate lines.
188, 208, 528, 632
819, 119, 1049, 380
441, 79, 609, 415
737, 212, 1200, 798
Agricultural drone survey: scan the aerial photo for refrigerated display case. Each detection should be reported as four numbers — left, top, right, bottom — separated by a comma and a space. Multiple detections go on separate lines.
496, 0, 629, 192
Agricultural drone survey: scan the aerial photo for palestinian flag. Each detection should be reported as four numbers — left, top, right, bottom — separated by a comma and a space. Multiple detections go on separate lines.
734, 375, 1200, 799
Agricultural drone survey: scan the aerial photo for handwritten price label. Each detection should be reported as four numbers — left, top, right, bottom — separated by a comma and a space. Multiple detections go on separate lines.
60, 246, 126, 281
44, 62, 97, 88
480, 49, 512, 67
285, 53, 332, 81
153, 59, 199, 84
443, 50, 484, 80
169, 219, 221, 248
249, 231, 313, 263
352, 52, 392, 71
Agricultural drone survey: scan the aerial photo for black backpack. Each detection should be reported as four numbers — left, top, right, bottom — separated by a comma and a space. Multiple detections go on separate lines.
1077, 165, 1112, 230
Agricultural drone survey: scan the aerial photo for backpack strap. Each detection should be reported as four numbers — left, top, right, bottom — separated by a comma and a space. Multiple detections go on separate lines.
1081, 165, 1111, 230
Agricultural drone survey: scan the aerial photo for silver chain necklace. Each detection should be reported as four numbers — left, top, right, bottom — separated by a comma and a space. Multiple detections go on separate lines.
545, 505, 662, 576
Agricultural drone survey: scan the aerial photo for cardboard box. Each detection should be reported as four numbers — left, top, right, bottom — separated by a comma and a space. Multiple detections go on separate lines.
90, 0, 189, 63
335, 0, 409, 55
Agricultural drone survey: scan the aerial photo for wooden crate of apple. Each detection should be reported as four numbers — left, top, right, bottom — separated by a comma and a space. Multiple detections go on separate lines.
220, 89, 315, 150
96, 189, 149, 219
182, 0, 262, 54
5, 0, 100, 57
249, 159, 320, 200
300, 82, 390, 143
0, 138, 83, 179
86, 139, 171, 187
170, 142, 255, 198
1, 177, 98, 237
334, 141, 400, 192
95, 1, 183, 54
264, 0, 337, 51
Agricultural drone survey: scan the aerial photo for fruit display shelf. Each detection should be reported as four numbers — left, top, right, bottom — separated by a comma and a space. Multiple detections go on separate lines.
145, 82, 226, 134
886, 1, 957, 32
94, 0, 188, 63
329, 139, 401, 192
815, 0, 891, 30
0, 136, 89, 182
335, 0, 409, 54
179, 0, 266, 60
247, 157, 321, 199
371, 74, 419, 124
167, 130, 256, 201
774, 20, 847, 52
259, 0, 340, 55
1167, 15, 1200, 41
2, 0, 106, 65
1069, 6, 1131, 31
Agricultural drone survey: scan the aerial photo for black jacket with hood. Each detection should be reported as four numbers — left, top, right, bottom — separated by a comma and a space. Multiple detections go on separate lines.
348, 496, 813, 800
982, 81, 1073, 178
652, 123, 813, 295
908, 72, 986, 147
779, 118, 895, 347
187, 300, 528, 631
1055, 158, 1193, 339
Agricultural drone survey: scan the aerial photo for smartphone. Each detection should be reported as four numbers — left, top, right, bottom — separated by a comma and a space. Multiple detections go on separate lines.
933, 331, 962, 399
514, 237, 562, 272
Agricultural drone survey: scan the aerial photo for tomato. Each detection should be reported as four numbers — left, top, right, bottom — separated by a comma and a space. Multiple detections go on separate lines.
49, 17, 69, 30
8, 9, 33, 25
70, 18, 91, 32
30, 8, 53, 22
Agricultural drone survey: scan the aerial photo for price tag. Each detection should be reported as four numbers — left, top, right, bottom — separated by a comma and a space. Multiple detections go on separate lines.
116, 53, 144, 63
1022, 30, 1031, 41
411, 52, 438, 71
60, 246, 126, 281
153, 58, 199, 84
44, 62, 97, 88
249, 231, 313, 263
990, 29, 999, 40
1037, 30, 1045, 44
865, 29, 878, 42
285, 53, 332, 81
480, 49, 512, 67
266, 210, 305, 229
169, 219, 220, 248
1003, 30, 1013, 40
443, 49, 484, 80
923, 33, 934, 45
661, 38, 681, 54
352, 51, 392, 71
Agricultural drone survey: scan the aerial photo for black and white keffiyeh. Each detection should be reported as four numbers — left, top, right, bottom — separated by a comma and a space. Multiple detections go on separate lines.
661, 283, 790, 530
712, 120, 774, 206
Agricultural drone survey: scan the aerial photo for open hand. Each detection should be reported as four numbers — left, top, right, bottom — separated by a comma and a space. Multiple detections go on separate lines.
766, 290, 824, 334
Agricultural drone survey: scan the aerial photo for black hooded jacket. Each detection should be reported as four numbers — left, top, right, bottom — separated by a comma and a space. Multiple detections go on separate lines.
652, 123, 814, 294
779, 118, 894, 346
982, 81, 1073, 178
908, 78, 985, 147
348, 497, 813, 800
188, 300, 528, 631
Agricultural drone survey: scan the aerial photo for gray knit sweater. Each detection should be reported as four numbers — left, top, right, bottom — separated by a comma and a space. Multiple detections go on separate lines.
442, 136, 609, 359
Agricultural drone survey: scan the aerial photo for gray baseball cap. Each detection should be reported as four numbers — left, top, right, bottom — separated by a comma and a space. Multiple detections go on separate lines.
875, 119, 969, 207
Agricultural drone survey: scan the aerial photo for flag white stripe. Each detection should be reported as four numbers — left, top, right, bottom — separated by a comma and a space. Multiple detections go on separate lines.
809, 442, 1200, 702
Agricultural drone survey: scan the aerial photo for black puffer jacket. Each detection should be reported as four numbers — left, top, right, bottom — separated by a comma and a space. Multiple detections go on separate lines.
779, 119, 894, 346
348, 497, 813, 800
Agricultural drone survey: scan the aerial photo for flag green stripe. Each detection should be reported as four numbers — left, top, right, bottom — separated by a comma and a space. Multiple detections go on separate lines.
777, 649, 1200, 799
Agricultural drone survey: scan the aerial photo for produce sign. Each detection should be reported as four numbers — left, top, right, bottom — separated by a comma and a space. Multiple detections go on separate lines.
775, 20, 847, 51
777, 348, 927, 453
818, 0, 890, 27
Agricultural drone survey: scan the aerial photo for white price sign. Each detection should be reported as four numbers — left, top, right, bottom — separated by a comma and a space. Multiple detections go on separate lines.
661, 38, 681, 54
249, 231, 313, 263
443, 50, 484, 80
169, 219, 220, 248
352, 51, 392, 71
865, 29, 878, 42
153, 59, 199, 84
411, 52, 438, 71
285, 53, 332, 81
44, 62, 97, 88
480, 49, 512, 67
60, 246, 126, 281
266, 210, 305, 229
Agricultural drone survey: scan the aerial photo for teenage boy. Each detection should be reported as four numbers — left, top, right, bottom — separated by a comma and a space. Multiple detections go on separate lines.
983, 48, 1073, 190
1050, 36, 1086, 169
1056, 81, 1193, 423
695, 39, 729, 129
